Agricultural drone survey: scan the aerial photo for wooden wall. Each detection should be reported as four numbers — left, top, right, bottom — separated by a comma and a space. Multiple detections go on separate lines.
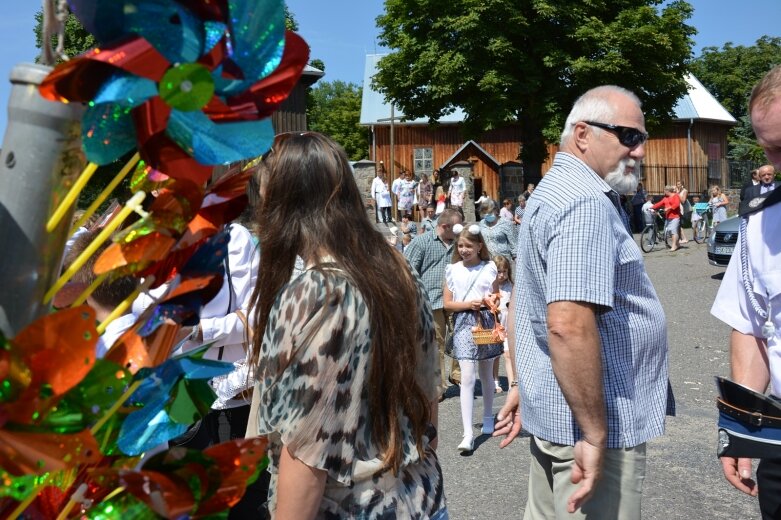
372, 120, 732, 197
272, 83, 309, 133
372, 125, 523, 200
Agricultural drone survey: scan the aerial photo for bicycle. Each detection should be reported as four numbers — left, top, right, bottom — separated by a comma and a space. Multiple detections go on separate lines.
691, 202, 712, 243
639, 209, 670, 253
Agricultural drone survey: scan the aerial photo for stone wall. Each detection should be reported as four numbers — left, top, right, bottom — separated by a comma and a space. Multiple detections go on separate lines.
352, 159, 378, 222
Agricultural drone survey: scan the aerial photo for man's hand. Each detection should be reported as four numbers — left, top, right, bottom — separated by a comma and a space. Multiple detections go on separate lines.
493, 386, 522, 448
721, 456, 758, 496
567, 438, 605, 513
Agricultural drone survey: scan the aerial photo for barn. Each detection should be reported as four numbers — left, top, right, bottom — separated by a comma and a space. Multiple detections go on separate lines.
360, 54, 736, 202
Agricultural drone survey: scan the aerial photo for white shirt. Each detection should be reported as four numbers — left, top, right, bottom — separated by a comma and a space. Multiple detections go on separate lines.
132, 223, 259, 408
711, 204, 781, 396
96, 313, 136, 358
445, 260, 497, 302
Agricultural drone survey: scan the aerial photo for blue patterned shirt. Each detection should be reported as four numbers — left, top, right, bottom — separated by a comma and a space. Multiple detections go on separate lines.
513, 153, 674, 448
404, 230, 454, 310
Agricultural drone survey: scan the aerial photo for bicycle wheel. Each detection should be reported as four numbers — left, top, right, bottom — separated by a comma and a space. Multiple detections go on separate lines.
640, 227, 656, 253
664, 226, 671, 248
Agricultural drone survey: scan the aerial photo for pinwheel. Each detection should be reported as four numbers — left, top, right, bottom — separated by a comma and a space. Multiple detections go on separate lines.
88, 438, 267, 519
117, 345, 234, 456
39, 0, 310, 184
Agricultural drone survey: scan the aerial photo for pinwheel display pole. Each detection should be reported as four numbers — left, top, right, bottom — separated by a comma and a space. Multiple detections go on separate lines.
0, 63, 86, 337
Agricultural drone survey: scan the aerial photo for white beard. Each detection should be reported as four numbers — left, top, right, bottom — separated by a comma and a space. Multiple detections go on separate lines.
604, 159, 640, 195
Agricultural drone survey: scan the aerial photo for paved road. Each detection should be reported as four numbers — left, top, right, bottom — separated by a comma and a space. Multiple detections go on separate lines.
435, 238, 761, 519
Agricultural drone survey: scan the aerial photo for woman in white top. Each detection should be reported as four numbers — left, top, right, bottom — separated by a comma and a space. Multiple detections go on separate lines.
444, 224, 502, 453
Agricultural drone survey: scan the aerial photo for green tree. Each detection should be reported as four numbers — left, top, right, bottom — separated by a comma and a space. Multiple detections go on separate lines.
374, 0, 695, 176
34, 10, 96, 64
307, 81, 369, 161
689, 36, 781, 161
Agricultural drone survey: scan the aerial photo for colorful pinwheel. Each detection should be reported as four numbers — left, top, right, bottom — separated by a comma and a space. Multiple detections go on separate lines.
40, 0, 310, 183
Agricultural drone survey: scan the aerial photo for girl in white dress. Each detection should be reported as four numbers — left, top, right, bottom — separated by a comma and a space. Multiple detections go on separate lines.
443, 224, 502, 452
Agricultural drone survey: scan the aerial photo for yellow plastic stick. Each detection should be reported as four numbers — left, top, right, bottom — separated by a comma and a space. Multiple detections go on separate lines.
44, 191, 146, 304
96, 275, 155, 335
90, 380, 142, 435
55, 483, 88, 520
71, 272, 109, 307
46, 162, 99, 232
69, 152, 141, 236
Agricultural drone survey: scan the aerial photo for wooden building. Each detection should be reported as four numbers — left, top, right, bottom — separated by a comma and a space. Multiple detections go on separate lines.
360, 54, 736, 199
272, 65, 324, 133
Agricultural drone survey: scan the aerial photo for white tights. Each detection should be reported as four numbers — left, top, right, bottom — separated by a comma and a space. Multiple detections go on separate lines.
458, 358, 495, 439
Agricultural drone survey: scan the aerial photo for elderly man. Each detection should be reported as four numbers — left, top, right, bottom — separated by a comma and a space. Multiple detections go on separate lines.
405, 208, 464, 394
711, 66, 781, 520
495, 85, 674, 518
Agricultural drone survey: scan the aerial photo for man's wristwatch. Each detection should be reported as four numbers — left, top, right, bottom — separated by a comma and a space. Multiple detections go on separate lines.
510, 380, 518, 388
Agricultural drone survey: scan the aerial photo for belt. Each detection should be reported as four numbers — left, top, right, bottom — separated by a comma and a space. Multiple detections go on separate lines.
717, 398, 781, 428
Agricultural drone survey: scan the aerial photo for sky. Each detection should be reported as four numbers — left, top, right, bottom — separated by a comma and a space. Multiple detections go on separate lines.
0, 0, 780, 136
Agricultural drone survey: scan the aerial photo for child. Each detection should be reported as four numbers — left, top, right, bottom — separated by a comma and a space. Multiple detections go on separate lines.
491, 256, 514, 394
690, 195, 703, 224
435, 186, 447, 216
444, 224, 503, 452
641, 194, 655, 227
64, 230, 139, 358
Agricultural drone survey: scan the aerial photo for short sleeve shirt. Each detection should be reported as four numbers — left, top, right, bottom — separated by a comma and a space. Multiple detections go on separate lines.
254, 267, 445, 517
513, 152, 673, 448
711, 204, 781, 397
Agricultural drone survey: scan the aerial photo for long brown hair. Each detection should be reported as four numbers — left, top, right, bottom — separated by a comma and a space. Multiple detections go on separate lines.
249, 133, 430, 472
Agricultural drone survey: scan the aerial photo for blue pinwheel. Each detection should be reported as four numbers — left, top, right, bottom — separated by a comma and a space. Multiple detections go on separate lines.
40, 0, 310, 182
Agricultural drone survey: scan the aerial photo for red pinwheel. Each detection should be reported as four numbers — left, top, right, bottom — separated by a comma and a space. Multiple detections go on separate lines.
39, 0, 310, 183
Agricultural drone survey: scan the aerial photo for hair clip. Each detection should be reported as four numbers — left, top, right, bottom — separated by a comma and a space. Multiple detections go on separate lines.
452, 223, 464, 234
468, 224, 480, 235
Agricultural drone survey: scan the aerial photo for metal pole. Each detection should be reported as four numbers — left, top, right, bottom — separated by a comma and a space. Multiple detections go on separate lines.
389, 104, 395, 219
0, 63, 86, 336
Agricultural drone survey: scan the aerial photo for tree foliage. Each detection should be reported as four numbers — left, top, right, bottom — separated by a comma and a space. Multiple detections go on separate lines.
33, 10, 96, 64
307, 81, 368, 161
689, 36, 781, 161
374, 0, 695, 174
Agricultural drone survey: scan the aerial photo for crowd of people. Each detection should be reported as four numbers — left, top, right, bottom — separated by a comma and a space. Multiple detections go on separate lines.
72, 65, 781, 520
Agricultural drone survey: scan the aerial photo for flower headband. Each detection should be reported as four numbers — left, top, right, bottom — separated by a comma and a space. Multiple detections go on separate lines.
452, 223, 481, 235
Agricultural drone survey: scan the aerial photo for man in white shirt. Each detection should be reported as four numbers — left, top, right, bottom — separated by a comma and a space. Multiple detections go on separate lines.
711, 64, 781, 519
370, 171, 392, 223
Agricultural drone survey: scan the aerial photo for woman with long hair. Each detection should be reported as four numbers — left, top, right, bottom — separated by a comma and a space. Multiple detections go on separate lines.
675, 180, 691, 243
709, 185, 729, 226
248, 133, 447, 519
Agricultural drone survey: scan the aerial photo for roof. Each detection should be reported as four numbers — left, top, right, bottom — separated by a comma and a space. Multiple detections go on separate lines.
360, 55, 736, 126
672, 74, 736, 124
440, 140, 500, 169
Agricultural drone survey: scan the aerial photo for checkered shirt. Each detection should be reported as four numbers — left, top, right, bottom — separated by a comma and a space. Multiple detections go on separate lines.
513, 152, 674, 448
404, 230, 454, 310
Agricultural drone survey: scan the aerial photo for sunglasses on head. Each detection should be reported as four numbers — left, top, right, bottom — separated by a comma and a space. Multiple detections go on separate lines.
260, 131, 313, 161
584, 121, 648, 148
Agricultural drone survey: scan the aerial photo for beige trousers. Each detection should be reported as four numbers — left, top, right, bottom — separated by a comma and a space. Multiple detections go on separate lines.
524, 436, 646, 520
432, 308, 461, 392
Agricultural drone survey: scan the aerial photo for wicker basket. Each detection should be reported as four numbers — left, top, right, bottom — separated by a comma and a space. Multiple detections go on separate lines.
472, 327, 499, 345
471, 310, 504, 345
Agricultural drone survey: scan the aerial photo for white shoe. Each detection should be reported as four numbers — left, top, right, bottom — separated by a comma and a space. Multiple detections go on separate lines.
457, 436, 474, 452
481, 417, 495, 435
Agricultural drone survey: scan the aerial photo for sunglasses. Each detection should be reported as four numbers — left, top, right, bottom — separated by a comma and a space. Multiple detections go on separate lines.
584, 121, 648, 148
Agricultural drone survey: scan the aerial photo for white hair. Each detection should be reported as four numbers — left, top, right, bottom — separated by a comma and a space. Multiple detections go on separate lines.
559, 85, 643, 145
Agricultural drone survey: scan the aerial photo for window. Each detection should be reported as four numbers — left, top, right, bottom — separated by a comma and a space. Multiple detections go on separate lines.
414, 148, 433, 174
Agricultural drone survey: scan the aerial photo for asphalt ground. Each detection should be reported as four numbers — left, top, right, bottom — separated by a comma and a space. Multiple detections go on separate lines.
434, 237, 761, 519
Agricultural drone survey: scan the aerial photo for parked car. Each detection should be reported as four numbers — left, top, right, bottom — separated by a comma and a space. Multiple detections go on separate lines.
707, 215, 739, 266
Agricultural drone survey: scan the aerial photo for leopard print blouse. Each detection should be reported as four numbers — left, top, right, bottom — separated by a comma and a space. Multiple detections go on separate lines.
253, 265, 446, 519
